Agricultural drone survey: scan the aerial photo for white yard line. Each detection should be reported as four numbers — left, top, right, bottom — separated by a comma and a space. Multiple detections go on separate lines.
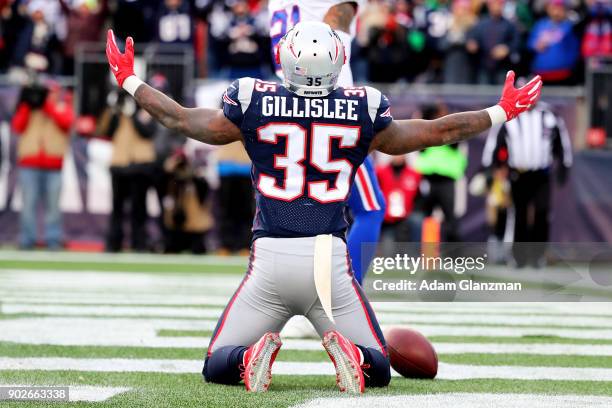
293, 393, 612, 408
3, 293, 612, 318
0, 270, 242, 291
434, 342, 612, 356
2, 269, 612, 316
5, 317, 612, 349
2, 304, 225, 319
5, 303, 612, 328
0, 295, 233, 306
0, 384, 130, 402
2, 357, 612, 382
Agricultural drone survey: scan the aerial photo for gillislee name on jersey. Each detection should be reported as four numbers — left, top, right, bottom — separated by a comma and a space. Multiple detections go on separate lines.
261, 95, 359, 121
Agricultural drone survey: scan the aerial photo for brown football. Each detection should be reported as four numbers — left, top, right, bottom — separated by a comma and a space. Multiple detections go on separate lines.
385, 326, 438, 379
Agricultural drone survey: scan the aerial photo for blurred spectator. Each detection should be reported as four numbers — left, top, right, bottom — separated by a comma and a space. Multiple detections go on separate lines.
361, 0, 411, 82
58, 0, 109, 75
112, 0, 157, 43
11, 80, 74, 249
376, 155, 421, 242
162, 150, 213, 254
466, 0, 519, 84
482, 100, 573, 267
147, 73, 187, 249
581, 0, 611, 58
11, 1, 60, 73
528, 0, 580, 84
156, 0, 193, 45
414, 0, 453, 82
441, 0, 477, 83
414, 103, 467, 242
224, 0, 267, 78
1, 1, 26, 73
98, 90, 157, 252
214, 141, 253, 255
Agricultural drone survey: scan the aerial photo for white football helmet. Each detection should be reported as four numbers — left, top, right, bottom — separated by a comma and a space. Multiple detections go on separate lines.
276, 21, 346, 97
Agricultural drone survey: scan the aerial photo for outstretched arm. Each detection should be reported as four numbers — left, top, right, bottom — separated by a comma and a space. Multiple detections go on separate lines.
323, 2, 357, 33
371, 72, 542, 155
105, 30, 241, 145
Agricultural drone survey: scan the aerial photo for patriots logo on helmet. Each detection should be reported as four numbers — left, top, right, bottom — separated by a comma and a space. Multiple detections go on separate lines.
380, 107, 392, 118
223, 91, 238, 106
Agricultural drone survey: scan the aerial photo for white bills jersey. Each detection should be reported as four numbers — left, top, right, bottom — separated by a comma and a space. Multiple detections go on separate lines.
268, 0, 362, 77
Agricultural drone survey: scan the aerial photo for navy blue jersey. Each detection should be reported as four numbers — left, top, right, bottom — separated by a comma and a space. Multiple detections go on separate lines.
222, 78, 393, 240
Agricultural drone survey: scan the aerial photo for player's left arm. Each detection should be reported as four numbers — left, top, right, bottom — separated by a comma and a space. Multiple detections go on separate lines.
323, 2, 357, 33
105, 30, 241, 146
371, 72, 542, 155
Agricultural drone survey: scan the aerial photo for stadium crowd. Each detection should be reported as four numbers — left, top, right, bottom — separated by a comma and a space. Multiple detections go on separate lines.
0, 0, 610, 84
1, 0, 606, 260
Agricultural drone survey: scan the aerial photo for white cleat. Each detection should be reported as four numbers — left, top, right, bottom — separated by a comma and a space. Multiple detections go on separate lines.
243, 332, 282, 392
322, 330, 365, 394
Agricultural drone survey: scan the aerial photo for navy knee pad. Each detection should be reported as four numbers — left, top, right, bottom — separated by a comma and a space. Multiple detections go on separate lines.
202, 345, 247, 385
358, 346, 391, 387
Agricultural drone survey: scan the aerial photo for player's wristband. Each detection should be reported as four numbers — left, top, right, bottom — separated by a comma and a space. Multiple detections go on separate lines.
123, 76, 144, 97
485, 105, 507, 126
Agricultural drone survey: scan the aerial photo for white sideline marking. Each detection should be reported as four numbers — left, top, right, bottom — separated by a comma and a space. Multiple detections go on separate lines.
293, 393, 612, 408
0, 384, 130, 402
3, 358, 612, 382
4, 302, 612, 328
5, 317, 612, 351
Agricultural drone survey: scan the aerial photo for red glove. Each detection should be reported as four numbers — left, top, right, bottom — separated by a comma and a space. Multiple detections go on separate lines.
106, 29, 135, 88
487, 71, 543, 125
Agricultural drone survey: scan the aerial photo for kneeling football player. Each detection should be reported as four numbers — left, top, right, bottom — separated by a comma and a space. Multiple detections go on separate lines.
105, 22, 542, 393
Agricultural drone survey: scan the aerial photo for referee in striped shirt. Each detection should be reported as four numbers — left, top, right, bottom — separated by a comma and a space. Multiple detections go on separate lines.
482, 101, 573, 267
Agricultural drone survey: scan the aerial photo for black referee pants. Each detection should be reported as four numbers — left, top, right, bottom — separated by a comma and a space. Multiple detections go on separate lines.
510, 169, 551, 267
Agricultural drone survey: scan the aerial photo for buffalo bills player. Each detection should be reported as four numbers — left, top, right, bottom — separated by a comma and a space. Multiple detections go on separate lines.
106, 22, 541, 393
269, 0, 383, 284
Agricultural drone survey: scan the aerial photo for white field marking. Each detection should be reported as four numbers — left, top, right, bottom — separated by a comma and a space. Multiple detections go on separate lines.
374, 312, 612, 328
0, 295, 232, 307
0, 270, 242, 292
0, 384, 131, 402
4, 358, 612, 382
371, 302, 612, 316
2, 304, 225, 319
1, 269, 610, 316
0, 317, 215, 348
5, 303, 612, 329
434, 342, 612, 356
2, 269, 611, 317
6, 317, 612, 349
293, 394, 612, 408
3, 294, 612, 320
0, 250, 248, 266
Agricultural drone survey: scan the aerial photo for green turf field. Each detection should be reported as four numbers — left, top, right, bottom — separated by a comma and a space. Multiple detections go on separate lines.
1, 251, 612, 407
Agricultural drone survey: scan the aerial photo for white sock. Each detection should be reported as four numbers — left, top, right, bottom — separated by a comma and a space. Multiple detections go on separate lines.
357, 347, 364, 365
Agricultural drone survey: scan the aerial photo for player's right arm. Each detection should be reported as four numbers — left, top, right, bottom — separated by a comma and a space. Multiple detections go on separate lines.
370, 72, 542, 155
105, 30, 241, 145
